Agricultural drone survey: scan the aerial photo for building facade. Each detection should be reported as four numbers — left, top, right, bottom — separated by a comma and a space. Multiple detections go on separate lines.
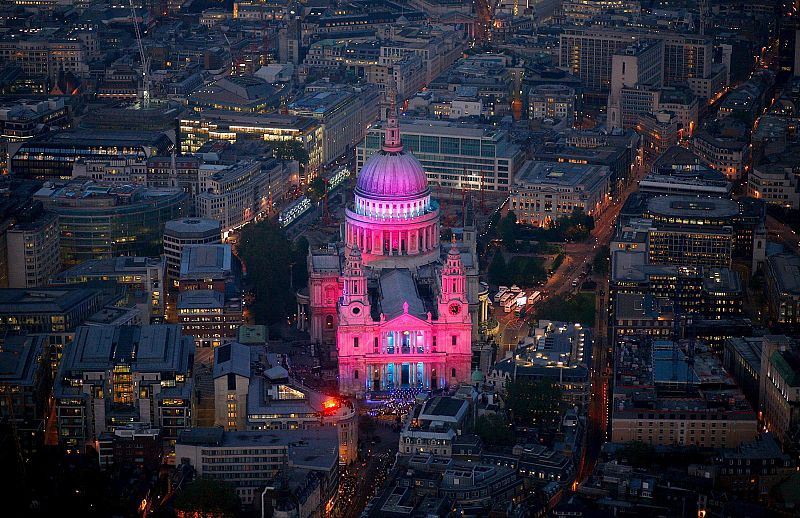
55, 325, 194, 453
307, 99, 476, 398
357, 119, 524, 193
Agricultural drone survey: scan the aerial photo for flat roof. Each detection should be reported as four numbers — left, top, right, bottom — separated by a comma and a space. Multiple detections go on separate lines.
514, 160, 609, 189
767, 253, 800, 296
646, 195, 739, 219
179, 244, 232, 279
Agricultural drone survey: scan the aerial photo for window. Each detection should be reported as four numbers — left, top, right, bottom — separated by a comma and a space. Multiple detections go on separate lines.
452, 335, 457, 346
451, 368, 456, 378
354, 370, 359, 380
353, 337, 359, 348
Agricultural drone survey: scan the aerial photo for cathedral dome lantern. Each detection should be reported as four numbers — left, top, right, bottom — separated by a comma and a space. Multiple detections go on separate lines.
345, 82, 440, 266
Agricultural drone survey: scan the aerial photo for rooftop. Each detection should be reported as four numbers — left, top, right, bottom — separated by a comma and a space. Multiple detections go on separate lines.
0, 334, 46, 386
179, 244, 232, 279
177, 427, 338, 471
767, 253, 800, 296
513, 160, 609, 189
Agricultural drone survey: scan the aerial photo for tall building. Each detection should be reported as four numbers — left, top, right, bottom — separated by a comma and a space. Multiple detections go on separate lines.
176, 244, 242, 346
163, 218, 221, 287
0, 333, 51, 458
607, 40, 664, 129
6, 210, 59, 288
287, 83, 380, 165
305, 94, 478, 398
357, 119, 524, 193
612, 339, 757, 448
55, 325, 194, 453
765, 253, 800, 326
50, 257, 166, 321
34, 179, 189, 266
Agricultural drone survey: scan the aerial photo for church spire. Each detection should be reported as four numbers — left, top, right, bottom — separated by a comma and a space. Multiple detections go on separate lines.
383, 76, 403, 153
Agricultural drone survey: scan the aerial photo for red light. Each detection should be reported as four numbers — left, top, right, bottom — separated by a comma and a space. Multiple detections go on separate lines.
322, 398, 339, 413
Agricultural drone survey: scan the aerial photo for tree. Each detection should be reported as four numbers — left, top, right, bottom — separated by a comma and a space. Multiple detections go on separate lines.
292, 236, 310, 289
488, 252, 508, 285
533, 293, 595, 326
307, 176, 326, 202
174, 478, 240, 518
237, 220, 294, 323
498, 212, 519, 251
272, 139, 309, 164
505, 378, 562, 428
475, 414, 516, 447
592, 245, 610, 275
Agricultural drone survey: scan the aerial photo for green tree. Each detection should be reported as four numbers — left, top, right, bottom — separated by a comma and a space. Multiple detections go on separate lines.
475, 414, 515, 447
174, 478, 240, 518
292, 236, 310, 289
592, 245, 610, 275
505, 378, 563, 428
498, 212, 519, 251
237, 220, 294, 323
488, 252, 508, 285
307, 176, 326, 202
272, 139, 309, 164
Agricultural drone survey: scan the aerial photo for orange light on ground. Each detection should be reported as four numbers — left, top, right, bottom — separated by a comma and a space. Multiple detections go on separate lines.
323, 398, 340, 414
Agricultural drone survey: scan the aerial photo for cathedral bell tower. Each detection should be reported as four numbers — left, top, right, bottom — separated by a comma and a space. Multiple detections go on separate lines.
340, 246, 370, 322
439, 236, 467, 320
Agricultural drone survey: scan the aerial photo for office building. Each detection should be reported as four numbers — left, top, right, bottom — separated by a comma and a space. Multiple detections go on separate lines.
488, 321, 591, 409
0, 333, 51, 458
50, 257, 166, 321
528, 84, 576, 125
163, 218, 221, 287
612, 339, 757, 448
34, 179, 189, 266
399, 396, 469, 457
0, 287, 106, 334
97, 426, 162, 472
357, 119, 524, 193
559, 27, 716, 103
765, 253, 800, 326
692, 128, 750, 181
176, 244, 242, 346
759, 336, 800, 446
11, 130, 173, 180
509, 160, 611, 226
195, 160, 282, 233
287, 83, 380, 165
187, 75, 282, 113
55, 325, 194, 452
213, 342, 358, 464
607, 40, 664, 129
176, 427, 339, 507
640, 146, 731, 197
6, 210, 59, 288
179, 111, 323, 174
747, 163, 800, 209
637, 111, 680, 162
366, 453, 522, 517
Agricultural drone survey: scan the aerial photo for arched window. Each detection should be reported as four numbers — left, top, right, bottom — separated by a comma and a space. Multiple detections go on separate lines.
451, 368, 456, 378
354, 370, 359, 380
325, 315, 334, 329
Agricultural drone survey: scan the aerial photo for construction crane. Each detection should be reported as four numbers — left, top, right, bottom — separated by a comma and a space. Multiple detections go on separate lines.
129, 0, 151, 109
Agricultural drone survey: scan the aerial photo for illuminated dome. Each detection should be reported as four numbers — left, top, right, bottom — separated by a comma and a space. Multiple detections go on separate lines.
355, 148, 429, 201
